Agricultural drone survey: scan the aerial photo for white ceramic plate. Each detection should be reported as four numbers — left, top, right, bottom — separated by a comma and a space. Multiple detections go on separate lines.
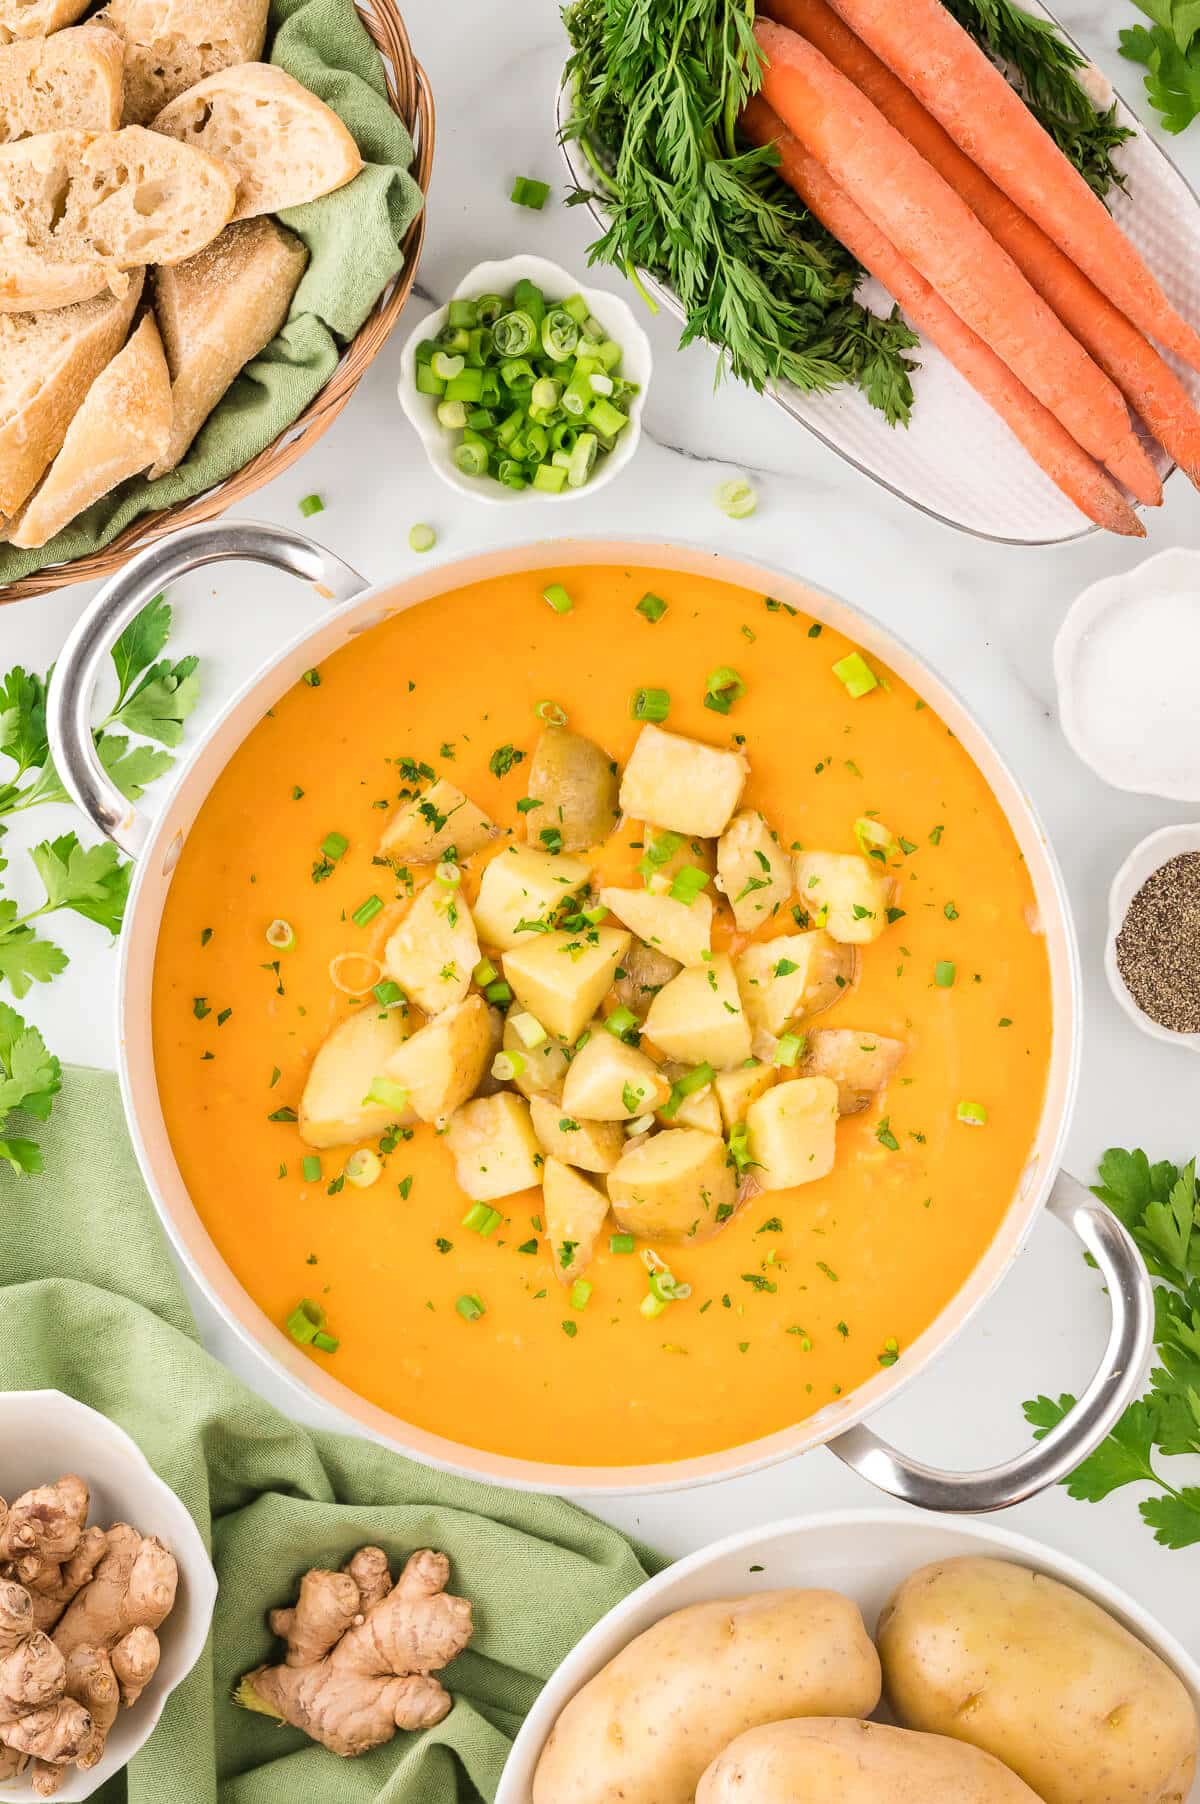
497, 1509, 1200, 1802
0, 1392, 216, 1802
557, 6, 1200, 543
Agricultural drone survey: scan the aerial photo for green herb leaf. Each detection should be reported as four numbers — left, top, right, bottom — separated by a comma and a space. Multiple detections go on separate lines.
30, 836, 130, 935
110, 595, 172, 708
1120, 17, 1200, 132
110, 654, 200, 747
0, 907, 68, 999
96, 735, 175, 803
0, 1002, 61, 1174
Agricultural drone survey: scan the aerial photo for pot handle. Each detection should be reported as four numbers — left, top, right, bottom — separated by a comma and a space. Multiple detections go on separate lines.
827, 1169, 1153, 1511
46, 521, 369, 859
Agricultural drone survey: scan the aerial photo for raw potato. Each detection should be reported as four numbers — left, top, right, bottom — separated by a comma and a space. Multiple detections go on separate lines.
607, 1127, 736, 1242
532, 1589, 881, 1804
619, 724, 748, 838
643, 954, 752, 1069
746, 1077, 838, 1189
714, 1060, 776, 1131
383, 882, 478, 1016
382, 995, 492, 1123
878, 1556, 1200, 1804
299, 1006, 414, 1148
444, 1092, 541, 1202
503, 1015, 570, 1102
543, 1157, 610, 1280
560, 1032, 671, 1120
599, 886, 712, 966
735, 931, 856, 1038
530, 1095, 625, 1173
717, 810, 793, 931
503, 927, 630, 1044
525, 725, 619, 850
657, 1063, 723, 1134
800, 1028, 907, 1114
611, 938, 680, 1021
379, 779, 497, 865
473, 845, 591, 951
696, 1718, 1044, 1804
794, 850, 891, 945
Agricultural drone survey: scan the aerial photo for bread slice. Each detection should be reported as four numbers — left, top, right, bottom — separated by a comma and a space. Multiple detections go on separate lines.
0, 272, 142, 522
0, 126, 238, 311
0, 0, 89, 46
152, 63, 361, 219
0, 25, 123, 140
98, 0, 267, 124
151, 215, 306, 474
10, 311, 171, 548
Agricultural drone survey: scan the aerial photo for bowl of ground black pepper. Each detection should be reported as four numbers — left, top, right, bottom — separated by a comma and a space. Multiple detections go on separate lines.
1107, 825, 1200, 1047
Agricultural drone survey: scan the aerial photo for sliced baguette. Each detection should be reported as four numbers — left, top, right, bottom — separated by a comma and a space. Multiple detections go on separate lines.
0, 126, 238, 310
0, 25, 123, 140
152, 63, 361, 219
98, 0, 268, 124
0, 271, 142, 522
10, 311, 171, 548
0, 0, 89, 45
151, 215, 306, 474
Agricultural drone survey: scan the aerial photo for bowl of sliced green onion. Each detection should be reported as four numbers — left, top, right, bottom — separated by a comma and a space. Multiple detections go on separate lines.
398, 253, 652, 502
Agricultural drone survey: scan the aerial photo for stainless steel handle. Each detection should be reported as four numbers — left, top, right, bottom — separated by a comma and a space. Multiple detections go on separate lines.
828, 1170, 1153, 1511
46, 521, 368, 859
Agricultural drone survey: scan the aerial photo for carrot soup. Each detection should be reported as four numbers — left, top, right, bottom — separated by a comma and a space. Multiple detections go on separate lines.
152, 564, 1052, 1467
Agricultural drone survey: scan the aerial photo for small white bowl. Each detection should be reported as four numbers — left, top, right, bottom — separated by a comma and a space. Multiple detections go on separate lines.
397, 254, 653, 505
1055, 547, 1200, 802
0, 1392, 217, 1802
1105, 823, 1200, 1052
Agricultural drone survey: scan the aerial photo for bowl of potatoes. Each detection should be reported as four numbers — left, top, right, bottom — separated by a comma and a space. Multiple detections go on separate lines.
498, 1508, 1200, 1804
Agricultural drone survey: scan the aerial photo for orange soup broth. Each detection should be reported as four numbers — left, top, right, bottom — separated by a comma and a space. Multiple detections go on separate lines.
152, 565, 1052, 1467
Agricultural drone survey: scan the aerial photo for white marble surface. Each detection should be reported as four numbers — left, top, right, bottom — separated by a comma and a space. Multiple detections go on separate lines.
4, 0, 1200, 1668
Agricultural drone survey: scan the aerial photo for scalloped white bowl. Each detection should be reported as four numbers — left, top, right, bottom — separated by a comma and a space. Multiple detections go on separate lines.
1105, 822, 1200, 1053
0, 1392, 216, 1802
397, 254, 652, 505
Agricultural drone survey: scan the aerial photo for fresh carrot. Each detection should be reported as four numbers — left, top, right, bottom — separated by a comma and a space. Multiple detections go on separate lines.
753, 19, 1160, 506
822, 0, 1200, 373
741, 97, 1143, 536
762, 0, 1200, 490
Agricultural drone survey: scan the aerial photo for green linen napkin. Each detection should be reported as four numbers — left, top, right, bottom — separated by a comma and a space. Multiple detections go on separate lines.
0, 0, 423, 587
0, 1067, 661, 1801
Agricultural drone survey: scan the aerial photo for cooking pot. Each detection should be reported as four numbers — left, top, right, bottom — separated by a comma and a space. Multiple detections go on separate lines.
47, 521, 1152, 1506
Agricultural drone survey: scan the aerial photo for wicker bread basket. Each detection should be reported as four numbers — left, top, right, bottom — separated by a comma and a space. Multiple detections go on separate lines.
2, 2, 433, 604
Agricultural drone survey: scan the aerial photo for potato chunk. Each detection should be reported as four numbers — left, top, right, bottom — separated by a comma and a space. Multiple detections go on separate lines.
543, 1157, 610, 1281
599, 886, 712, 966
473, 844, 591, 951
379, 777, 497, 864
561, 1030, 671, 1120
611, 939, 680, 1021
445, 1092, 541, 1202
643, 954, 752, 1069
619, 724, 748, 838
656, 1063, 723, 1134
800, 1028, 907, 1114
525, 725, 619, 851
299, 1006, 414, 1149
530, 1095, 624, 1173
382, 994, 492, 1123
382, 881, 478, 1016
608, 1128, 737, 1243
793, 850, 891, 945
746, 1077, 839, 1189
503, 927, 630, 1044
735, 931, 856, 1037
717, 810, 793, 932
713, 1060, 777, 1131
502, 1015, 570, 1102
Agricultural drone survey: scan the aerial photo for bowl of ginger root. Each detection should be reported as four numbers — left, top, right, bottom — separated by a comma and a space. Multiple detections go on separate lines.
0, 1391, 215, 1800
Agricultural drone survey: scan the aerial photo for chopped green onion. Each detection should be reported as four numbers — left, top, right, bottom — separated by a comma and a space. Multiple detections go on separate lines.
631, 686, 670, 723
669, 865, 709, 905
492, 310, 536, 357
265, 918, 295, 951
727, 1122, 755, 1173
582, 904, 608, 925
447, 298, 477, 329
485, 979, 513, 1006
567, 431, 598, 488
373, 979, 404, 1007
640, 1291, 668, 1319
430, 351, 463, 381
535, 699, 567, 725
454, 441, 488, 477
321, 831, 348, 860
311, 1331, 339, 1354
774, 1032, 805, 1067
533, 463, 567, 493
436, 861, 461, 888
475, 292, 504, 325
543, 582, 573, 615
473, 958, 498, 987
661, 1061, 714, 1118
610, 1233, 636, 1254
510, 175, 551, 209
638, 829, 682, 880
352, 894, 383, 927
345, 1149, 382, 1189
363, 1075, 409, 1111
299, 494, 324, 518
301, 1154, 321, 1183
626, 1114, 655, 1136
704, 666, 747, 715
715, 477, 757, 518
511, 1011, 548, 1049
833, 651, 879, 699
541, 309, 580, 361
570, 1279, 592, 1310
636, 592, 667, 623
491, 1050, 525, 1081
456, 1292, 486, 1322
286, 1298, 325, 1345
463, 1201, 502, 1235
605, 1005, 639, 1041
934, 960, 956, 988
854, 817, 896, 862
408, 523, 436, 553
437, 399, 468, 430
956, 1100, 988, 1126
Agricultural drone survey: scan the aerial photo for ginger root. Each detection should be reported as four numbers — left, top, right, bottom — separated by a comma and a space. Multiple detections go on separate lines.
237, 1546, 473, 1758
0, 1476, 179, 1794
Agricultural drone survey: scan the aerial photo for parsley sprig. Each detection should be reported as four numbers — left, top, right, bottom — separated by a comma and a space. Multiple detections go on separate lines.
1120, 0, 1200, 135
1023, 1148, 1200, 1548
0, 595, 200, 1175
